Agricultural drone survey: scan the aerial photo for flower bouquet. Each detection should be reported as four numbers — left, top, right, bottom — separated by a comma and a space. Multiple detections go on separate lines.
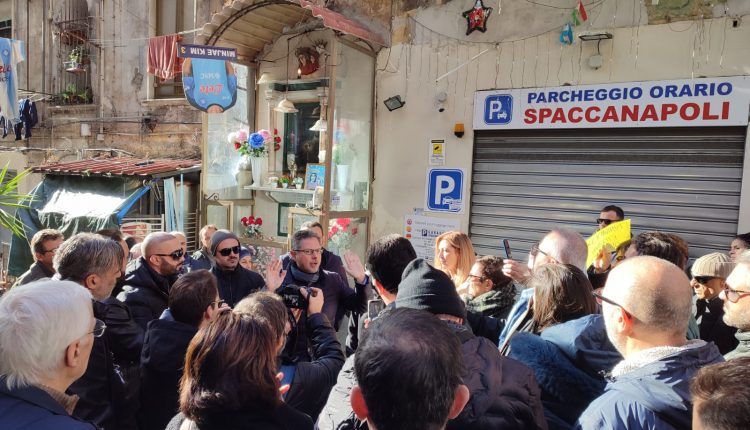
279, 175, 292, 188
240, 215, 263, 238
328, 218, 358, 252
293, 177, 304, 189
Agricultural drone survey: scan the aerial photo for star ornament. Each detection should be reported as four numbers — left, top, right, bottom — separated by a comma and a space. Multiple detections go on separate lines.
463, 0, 493, 35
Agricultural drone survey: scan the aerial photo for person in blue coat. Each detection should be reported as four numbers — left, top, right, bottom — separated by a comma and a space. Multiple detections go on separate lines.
0, 280, 100, 430
576, 256, 724, 430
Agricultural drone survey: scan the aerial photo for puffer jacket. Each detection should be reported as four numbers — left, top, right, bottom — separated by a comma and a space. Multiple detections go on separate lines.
317, 321, 548, 430
509, 315, 622, 429
117, 257, 177, 330
576, 341, 723, 430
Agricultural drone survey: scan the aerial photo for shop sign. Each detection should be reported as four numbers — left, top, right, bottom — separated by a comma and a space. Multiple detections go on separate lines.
473, 76, 750, 130
426, 168, 465, 213
404, 213, 461, 261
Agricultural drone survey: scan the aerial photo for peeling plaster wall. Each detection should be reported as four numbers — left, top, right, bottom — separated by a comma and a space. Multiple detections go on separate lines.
371, 0, 750, 239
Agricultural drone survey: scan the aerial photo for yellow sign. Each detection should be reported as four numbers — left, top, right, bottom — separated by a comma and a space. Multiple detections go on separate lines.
585, 219, 631, 268
432, 142, 444, 156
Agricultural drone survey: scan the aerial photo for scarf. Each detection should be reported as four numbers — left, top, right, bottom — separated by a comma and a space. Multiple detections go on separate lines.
290, 262, 320, 285
465, 282, 517, 317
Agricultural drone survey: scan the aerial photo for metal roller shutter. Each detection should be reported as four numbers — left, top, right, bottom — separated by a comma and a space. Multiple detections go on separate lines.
469, 127, 746, 261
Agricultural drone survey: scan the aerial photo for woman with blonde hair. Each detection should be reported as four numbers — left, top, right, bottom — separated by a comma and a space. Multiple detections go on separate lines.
434, 231, 476, 293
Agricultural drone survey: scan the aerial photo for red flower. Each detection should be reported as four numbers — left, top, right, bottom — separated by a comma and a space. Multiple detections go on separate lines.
274, 128, 278, 134
248, 216, 255, 225
274, 136, 281, 143
336, 218, 351, 230
329, 225, 339, 238
256, 218, 263, 226
241, 216, 248, 226
351, 227, 358, 236
234, 142, 241, 150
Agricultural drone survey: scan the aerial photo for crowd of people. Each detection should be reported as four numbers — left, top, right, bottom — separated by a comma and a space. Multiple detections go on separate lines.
2, 206, 750, 430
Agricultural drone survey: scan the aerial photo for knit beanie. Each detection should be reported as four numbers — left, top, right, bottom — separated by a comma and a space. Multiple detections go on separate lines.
396, 258, 466, 320
239, 246, 254, 260
692, 252, 734, 279
210, 229, 239, 256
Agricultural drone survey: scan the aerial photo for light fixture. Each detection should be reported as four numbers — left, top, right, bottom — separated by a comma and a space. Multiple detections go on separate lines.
310, 118, 327, 132
383, 95, 405, 111
578, 31, 614, 42
257, 72, 273, 85
274, 37, 298, 113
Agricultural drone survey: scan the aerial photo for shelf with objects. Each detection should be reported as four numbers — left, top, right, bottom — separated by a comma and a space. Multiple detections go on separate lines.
200, 28, 376, 274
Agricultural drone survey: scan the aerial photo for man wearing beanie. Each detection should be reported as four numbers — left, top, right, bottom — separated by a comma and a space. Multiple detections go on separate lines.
318, 258, 547, 430
208, 229, 265, 308
691, 252, 738, 354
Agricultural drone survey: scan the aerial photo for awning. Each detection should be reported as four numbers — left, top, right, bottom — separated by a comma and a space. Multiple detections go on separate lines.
195, 0, 387, 60
34, 156, 201, 179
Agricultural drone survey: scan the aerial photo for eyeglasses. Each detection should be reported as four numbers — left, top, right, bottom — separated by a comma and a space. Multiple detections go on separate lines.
217, 246, 240, 257
530, 243, 550, 258
154, 249, 185, 260
89, 319, 107, 338
721, 288, 750, 304
596, 218, 616, 226
592, 291, 632, 318
467, 274, 487, 282
294, 248, 323, 256
693, 276, 717, 285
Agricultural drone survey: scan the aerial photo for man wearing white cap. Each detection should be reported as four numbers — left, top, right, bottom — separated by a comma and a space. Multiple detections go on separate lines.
691, 252, 738, 354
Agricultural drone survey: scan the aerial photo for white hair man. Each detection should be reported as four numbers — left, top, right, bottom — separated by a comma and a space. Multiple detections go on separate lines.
0, 280, 99, 429
499, 228, 588, 348
721, 252, 750, 359
576, 256, 723, 429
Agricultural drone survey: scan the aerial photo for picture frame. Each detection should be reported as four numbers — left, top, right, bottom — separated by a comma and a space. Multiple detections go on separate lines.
277, 203, 292, 237
304, 163, 325, 190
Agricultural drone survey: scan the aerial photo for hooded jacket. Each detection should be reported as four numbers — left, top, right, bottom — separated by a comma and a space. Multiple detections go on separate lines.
508, 315, 622, 429
0, 376, 97, 430
117, 257, 177, 330
725, 330, 750, 360
575, 341, 723, 430
209, 264, 265, 308
137, 310, 198, 430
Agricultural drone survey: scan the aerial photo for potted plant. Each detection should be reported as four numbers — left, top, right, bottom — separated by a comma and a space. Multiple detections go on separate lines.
293, 176, 304, 189
231, 129, 271, 185
60, 83, 78, 104
279, 175, 291, 189
65, 45, 87, 73
240, 215, 263, 239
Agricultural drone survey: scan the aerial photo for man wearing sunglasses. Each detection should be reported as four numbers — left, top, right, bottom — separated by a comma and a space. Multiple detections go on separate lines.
208, 229, 265, 308
690, 252, 738, 355
577, 256, 723, 430
588, 205, 626, 290
721, 253, 750, 359
118, 232, 185, 331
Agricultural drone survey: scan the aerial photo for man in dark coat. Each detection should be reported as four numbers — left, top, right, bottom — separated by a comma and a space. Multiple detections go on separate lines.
0, 280, 99, 430
691, 252, 738, 354
12, 228, 63, 287
118, 232, 185, 330
190, 224, 217, 271
55, 233, 142, 430
138, 270, 228, 430
318, 258, 548, 430
269, 229, 368, 362
208, 229, 266, 307
577, 256, 724, 430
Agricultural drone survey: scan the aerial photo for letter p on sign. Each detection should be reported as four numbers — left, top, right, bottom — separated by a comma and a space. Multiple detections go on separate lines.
427, 169, 465, 213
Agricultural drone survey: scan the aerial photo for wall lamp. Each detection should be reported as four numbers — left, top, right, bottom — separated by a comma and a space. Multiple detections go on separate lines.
383, 95, 405, 111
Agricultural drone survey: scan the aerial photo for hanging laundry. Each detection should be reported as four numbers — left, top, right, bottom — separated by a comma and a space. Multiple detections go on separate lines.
0, 38, 25, 123
16, 98, 37, 140
0, 116, 7, 138
147, 35, 183, 80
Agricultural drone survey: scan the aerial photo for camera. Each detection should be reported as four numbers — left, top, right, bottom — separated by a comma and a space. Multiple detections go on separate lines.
279, 284, 309, 309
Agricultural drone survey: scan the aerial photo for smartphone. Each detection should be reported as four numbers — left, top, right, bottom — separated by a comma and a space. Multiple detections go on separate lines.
367, 299, 385, 320
502, 239, 512, 260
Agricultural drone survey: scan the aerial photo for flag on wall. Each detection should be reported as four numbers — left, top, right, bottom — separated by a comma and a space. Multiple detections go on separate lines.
571, 0, 588, 26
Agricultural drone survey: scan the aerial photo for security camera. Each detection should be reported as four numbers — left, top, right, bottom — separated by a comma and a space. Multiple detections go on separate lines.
436, 92, 447, 113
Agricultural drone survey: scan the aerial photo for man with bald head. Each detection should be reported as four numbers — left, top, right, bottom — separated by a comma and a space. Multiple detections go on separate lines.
499, 228, 589, 346
118, 232, 185, 330
576, 256, 723, 430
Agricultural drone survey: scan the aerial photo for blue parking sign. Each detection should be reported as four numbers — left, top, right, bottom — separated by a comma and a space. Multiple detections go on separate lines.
484, 94, 512, 125
426, 169, 465, 213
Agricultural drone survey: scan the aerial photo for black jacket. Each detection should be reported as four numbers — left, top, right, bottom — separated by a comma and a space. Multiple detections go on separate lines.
68, 300, 127, 430
317, 321, 548, 430
697, 296, 739, 355
138, 311, 198, 430
117, 257, 177, 331
165, 402, 313, 430
210, 264, 265, 308
0, 377, 97, 430
190, 249, 213, 271
284, 313, 345, 421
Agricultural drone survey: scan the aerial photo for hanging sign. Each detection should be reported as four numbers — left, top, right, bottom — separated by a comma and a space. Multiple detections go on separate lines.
404, 213, 461, 261
473, 76, 750, 130
179, 44, 238, 113
429, 139, 445, 166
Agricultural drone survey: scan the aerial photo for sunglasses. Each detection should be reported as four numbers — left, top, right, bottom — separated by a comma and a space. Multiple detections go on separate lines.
154, 249, 185, 260
596, 218, 616, 226
217, 246, 240, 257
721, 288, 750, 304
693, 276, 717, 285
592, 291, 632, 318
